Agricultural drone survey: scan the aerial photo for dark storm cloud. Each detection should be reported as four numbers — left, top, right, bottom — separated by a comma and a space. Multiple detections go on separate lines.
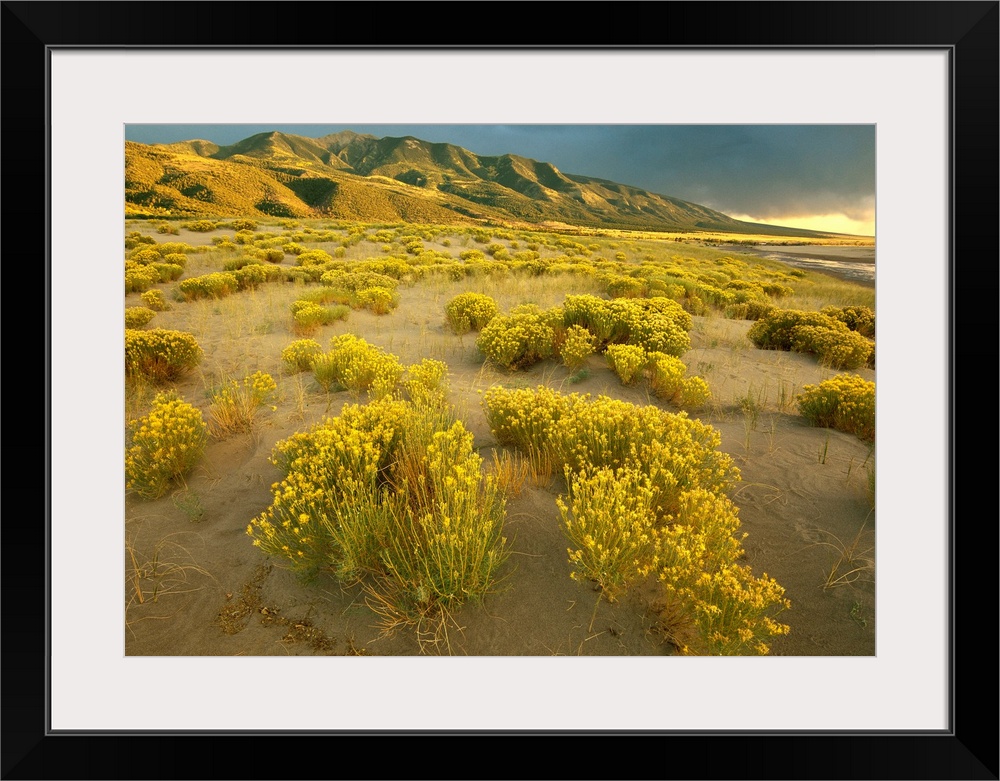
125, 124, 875, 223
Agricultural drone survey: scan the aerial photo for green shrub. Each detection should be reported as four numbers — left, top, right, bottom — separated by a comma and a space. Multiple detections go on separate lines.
797, 374, 875, 441
125, 329, 203, 383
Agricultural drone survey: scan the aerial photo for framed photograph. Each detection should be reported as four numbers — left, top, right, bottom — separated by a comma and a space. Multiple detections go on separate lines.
7, 2, 996, 778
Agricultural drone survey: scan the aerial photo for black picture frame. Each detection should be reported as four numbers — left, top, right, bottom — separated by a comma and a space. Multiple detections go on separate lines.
4, 2, 997, 779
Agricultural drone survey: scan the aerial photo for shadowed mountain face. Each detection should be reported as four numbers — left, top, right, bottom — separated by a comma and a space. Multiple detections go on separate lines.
125, 130, 835, 237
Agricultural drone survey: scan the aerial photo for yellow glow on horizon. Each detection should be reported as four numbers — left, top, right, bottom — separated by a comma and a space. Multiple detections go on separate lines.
731, 213, 875, 238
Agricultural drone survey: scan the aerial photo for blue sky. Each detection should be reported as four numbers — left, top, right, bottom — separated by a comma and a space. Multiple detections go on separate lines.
126, 124, 876, 236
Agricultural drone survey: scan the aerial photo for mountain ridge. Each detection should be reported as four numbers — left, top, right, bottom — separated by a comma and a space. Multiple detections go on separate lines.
124, 130, 850, 238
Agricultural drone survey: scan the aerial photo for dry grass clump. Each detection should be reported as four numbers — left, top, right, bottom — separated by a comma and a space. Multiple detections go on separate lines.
207, 371, 277, 438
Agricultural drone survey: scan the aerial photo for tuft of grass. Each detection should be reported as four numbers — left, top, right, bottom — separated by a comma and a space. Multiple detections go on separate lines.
812, 520, 875, 590
488, 448, 531, 499
125, 527, 217, 636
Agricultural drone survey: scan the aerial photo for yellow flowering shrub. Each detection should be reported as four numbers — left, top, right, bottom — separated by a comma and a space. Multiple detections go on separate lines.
481, 385, 786, 652
646, 352, 712, 411
790, 324, 873, 370
445, 292, 499, 334
748, 308, 874, 369
377, 420, 509, 616
126, 392, 208, 499
605, 344, 647, 385
562, 295, 691, 356
311, 334, 404, 398
404, 358, 450, 407
821, 305, 875, 338
152, 262, 184, 283
249, 401, 510, 616
290, 299, 350, 335
125, 328, 203, 384
207, 371, 277, 438
124, 306, 156, 330
125, 260, 160, 294
797, 374, 875, 441
233, 262, 282, 290
559, 466, 661, 601
280, 339, 323, 373
178, 272, 239, 301
483, 386, 738, 517
658, 492, 790, 655
559, 324, 596, 371
476, 311, 555, 370
355, 286, 399, 315
140, 289, 170, 312
677, 376, 712, 411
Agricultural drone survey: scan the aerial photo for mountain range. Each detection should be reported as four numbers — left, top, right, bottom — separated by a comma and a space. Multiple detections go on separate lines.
125, 130, 839, 238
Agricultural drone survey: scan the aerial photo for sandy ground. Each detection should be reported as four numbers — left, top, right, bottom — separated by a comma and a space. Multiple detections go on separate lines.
124, 229, 875, 658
